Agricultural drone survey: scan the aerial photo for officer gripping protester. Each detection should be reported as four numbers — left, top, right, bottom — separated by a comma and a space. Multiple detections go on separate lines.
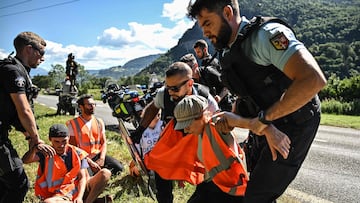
0, 31, 56, 203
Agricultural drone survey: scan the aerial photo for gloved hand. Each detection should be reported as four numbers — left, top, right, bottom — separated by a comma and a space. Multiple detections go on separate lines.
130, 126, 146, 144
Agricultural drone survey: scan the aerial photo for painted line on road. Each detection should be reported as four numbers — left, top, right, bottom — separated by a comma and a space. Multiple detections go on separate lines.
285, 188, 333, 203
314, 138, 328, 143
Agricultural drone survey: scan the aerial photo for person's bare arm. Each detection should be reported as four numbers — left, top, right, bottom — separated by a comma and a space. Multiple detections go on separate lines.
97, 119, 107, 167
10, 93, 39, 145
73, 168, 87, 203
266, 49, 326, 121
11, 93, 56, 156
249, 49, 327, 134
139, 101, 160, 128
22, 144, 40, 164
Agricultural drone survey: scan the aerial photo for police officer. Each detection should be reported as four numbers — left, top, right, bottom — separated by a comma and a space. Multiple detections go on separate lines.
131, 62, 219, 203
193, 39, 221, 72
0, 31, 55, 203
180, 53, 232, 111
65, 53, 78, 91
188, 1, 327, 202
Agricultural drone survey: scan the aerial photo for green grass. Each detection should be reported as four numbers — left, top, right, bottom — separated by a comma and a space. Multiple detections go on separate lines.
10, 104, 359, 202
11, 103, 196, 203
321, 113, 360, 129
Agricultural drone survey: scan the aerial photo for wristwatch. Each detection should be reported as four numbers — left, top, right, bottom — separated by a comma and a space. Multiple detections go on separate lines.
258, 110, 272, 125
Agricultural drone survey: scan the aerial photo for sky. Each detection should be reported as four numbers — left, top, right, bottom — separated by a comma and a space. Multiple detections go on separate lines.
0, 0, 196, 71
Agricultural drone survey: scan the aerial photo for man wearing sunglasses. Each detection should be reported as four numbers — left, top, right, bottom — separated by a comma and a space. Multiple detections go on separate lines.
131, 61, 219, 203
0, 31, 55, 203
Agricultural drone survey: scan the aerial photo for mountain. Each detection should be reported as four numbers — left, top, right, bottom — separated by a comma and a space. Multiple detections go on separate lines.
92, 54, 161, 79
138, 0, 360, 79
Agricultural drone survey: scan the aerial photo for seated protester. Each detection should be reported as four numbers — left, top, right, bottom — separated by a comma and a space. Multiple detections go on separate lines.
129, 109, 163, 177
67, 94, 124, 175
145, 95, 249, 203
22, 124, 112, 203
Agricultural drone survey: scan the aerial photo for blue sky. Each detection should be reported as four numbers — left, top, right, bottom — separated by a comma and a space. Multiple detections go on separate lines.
0, 0, 195, 70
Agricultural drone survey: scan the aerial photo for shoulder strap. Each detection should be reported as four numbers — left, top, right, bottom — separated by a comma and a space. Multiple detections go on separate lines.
194, 83, 209, 98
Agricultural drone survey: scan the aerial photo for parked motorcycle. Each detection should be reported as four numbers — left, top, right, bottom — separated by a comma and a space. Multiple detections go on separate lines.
101, 83, 146, 128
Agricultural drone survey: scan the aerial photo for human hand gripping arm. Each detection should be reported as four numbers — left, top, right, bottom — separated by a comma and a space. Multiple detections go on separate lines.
215, 112, 291, 160
11, 93, 56, 157
213, 111, 251, 133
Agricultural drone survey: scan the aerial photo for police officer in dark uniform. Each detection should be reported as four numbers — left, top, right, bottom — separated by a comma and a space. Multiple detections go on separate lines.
180, 53, 232, 111
193, 39, 221, 72
65, 53, 78, 91
0, 31, 55, 203
188, 1, 327, 202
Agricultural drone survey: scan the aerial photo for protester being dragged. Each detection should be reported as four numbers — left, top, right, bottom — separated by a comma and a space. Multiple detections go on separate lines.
146, 95, 249, 203
133, 62, 219, 203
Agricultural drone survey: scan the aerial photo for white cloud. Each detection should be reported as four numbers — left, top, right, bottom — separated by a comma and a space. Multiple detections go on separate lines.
1, 0, 195, 71
162, 0, 190, 21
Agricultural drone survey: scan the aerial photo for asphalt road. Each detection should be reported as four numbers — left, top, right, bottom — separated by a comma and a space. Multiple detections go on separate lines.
36, 95, 360, 202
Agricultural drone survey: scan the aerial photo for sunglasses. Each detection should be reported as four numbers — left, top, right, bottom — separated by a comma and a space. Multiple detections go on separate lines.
165, 79, 189, 92
30, 44, 45, 56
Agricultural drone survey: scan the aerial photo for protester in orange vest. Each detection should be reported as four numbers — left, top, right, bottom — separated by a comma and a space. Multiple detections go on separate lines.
147, 95, 248, 203
67, 94, 124, 175
22, 124, 112, 203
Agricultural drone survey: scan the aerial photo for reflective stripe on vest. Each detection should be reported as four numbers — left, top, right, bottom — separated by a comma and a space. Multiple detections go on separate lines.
35, 145, 87, 200
198, 123, 248, 196
69, 117, 102, 155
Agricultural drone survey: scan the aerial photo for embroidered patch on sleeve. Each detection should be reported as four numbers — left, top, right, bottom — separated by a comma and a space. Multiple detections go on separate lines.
270, 32, 289, 50
15, 76, 26, 88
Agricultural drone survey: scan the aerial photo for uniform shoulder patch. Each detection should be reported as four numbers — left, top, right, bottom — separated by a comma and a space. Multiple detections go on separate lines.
270, 32, 289, 50
15, 76, 26, 88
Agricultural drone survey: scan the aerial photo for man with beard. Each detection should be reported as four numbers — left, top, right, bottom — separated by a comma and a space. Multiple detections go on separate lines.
131, 62, 219, 203
67, 94, 124, 175
0, 31, 56, 203
188, 0, 327, 202
193, 39, 221, 72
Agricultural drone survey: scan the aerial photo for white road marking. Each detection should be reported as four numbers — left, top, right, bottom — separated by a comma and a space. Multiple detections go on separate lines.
284, 188, 333, 203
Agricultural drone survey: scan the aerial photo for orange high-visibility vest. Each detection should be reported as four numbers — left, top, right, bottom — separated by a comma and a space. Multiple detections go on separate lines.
35, 145, 88, 200
199, 123, 248, 196
67, 117, 102, 156
145, 119, 248, 196
144, 119, 205, 185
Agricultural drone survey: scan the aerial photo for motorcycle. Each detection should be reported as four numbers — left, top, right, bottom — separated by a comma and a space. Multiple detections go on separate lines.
101, 83, 146, 128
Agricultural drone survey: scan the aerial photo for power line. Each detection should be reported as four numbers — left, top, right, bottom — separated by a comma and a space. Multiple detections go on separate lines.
0, 0, 80, 18
0, 0, 31, 10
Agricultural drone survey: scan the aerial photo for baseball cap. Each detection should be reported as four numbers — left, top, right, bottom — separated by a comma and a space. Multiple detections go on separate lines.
49, 124, 69, 137
174, 95, 208, 130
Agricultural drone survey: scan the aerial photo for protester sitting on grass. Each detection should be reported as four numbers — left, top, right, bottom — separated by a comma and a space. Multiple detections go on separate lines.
22, 124, 112, 203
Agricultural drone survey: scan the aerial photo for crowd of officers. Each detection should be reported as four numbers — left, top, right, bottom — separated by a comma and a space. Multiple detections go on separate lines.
1, 0, 327, 203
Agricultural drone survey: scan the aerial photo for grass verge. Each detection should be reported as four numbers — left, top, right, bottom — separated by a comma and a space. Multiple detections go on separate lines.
9, 104, 359, 202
